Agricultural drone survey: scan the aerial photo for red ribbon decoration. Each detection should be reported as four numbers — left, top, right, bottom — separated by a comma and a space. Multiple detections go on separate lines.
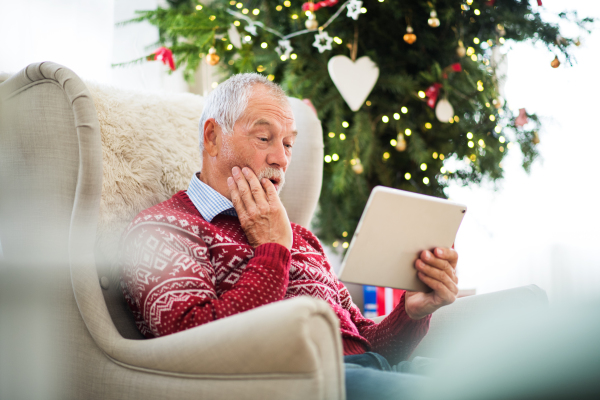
425, 83, 442, 109
302, 0, 339, 12
148, 47, 176, 71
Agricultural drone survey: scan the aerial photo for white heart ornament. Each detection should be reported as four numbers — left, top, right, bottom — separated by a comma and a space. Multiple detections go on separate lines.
328, 55, 379, 112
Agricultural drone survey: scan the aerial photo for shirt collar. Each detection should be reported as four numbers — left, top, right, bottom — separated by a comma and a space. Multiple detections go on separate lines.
186, 172, 237, 222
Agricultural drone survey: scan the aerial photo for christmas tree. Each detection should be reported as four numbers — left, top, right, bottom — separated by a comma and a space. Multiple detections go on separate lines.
116, 0, 592, 248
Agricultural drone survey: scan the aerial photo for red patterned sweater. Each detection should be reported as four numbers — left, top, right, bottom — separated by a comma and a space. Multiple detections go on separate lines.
120, 191, 430, 364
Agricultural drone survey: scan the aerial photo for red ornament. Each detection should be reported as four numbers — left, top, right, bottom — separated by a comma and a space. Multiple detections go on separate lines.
450, 63, 462, 72
148, 47, 175, 71
537, 0, 543, 5
515, 108, 529, 127
425, 83, 442, 109
485, 0, 496, 6
302, 0, 339, 12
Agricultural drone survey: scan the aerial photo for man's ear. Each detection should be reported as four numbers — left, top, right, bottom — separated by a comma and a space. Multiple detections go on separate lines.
203, 119, 220, 157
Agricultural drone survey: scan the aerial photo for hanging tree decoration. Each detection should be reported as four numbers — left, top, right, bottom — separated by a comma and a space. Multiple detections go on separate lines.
435, 98, 454, 123
305, 13, 319, 30
456, 40, 466, 57
276, 39, 294, 60
313, 29, 334, 53
395, 133, 407, 152
206, 47, 220, 66
346, 0, 363, 20
328, 27, 379, 111
404, 26, 417, 44
551, 55, 561, 68
428, 11, 440, 27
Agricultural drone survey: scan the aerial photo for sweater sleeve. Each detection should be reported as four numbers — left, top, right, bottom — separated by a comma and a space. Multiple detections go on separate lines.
339, 282, 431, 365
120, 223, 291, 338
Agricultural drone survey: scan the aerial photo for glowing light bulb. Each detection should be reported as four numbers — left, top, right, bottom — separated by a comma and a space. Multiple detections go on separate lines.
339, 133, 346, 140
473, 37, 480, 44
196, 5, 203, 10
332, 154, 339, 161
328, 132, 335, 138
290, 53, 297, 60
425, 122, 432, 129
418, 91, 426, 98
468, 141, 474, 148
495, 126, 501, 133
420, 163, 427, 171
390, 139, 398, 146
261, 42, 268, 48
342, 231, 348, 237
394, 113, 400, 120
405, 172, 411, 180
401, 107, 408, 114
467, 132, 473, 139
227, 44, 233, 50
382, 116, 389, 123
324, 155, 332, 163
405, 129, 412, 136
423, 177, 430, 184
432, 152, 438, 159
499, 136, 506, 143
343, 242, 349, 249
474, 9, 480, 15
383, 152, 390, 160
252, 9, 260, 15
489, 115, 495, 121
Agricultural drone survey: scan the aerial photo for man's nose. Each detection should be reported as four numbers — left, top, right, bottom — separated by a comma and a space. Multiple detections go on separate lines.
267, 142, 289, 171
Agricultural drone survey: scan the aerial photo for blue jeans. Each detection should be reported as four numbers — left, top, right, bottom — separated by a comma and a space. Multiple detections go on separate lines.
345, 352, 433, 400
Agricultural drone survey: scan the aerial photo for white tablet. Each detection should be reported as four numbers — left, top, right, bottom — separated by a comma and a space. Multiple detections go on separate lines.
338, 186, 467, 292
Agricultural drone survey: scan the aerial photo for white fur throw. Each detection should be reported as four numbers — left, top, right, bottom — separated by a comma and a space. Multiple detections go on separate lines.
88, 82, 203, 278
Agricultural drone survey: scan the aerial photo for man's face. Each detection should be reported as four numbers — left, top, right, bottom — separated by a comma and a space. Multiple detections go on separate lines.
219, 85, 297, 194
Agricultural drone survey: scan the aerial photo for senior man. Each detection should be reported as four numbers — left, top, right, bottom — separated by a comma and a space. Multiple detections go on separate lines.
120, 73, 459, 399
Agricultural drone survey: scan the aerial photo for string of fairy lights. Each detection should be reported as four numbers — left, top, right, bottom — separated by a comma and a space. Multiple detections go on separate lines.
214, 0, 517, 212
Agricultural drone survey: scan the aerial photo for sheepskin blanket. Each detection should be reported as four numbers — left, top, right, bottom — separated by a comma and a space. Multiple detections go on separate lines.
88, 82, 203, 279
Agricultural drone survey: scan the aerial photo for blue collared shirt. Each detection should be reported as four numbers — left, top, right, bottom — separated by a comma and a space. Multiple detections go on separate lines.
186, 172, 238, 222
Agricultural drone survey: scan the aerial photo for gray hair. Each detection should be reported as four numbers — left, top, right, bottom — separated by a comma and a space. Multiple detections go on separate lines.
198, 73, 288, 154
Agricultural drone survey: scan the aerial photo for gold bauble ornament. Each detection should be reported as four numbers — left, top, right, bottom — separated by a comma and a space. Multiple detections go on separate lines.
351, 159, 364, 174
206, 47, 220, 66
403, 26, 417, 45
575, 38, 581, 46
395, 133, 407, 152
428, 11, 440, 28
305, 14, 319, 30
456, 40, 466, 57
550, 56, 560, 69
532, 131, 540, 144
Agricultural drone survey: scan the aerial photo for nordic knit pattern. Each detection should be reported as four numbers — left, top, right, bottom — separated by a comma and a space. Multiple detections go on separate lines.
120, 191, 431, 364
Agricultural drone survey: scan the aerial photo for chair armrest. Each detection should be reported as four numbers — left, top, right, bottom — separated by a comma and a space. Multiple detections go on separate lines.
410, 285, 548, 359
104, 296, 344, 378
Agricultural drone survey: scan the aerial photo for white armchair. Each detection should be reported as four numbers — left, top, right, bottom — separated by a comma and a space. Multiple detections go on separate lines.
0, 62, 548, 400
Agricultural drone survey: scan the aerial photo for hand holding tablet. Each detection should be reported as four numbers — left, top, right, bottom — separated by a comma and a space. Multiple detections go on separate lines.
338, 186, 466, 294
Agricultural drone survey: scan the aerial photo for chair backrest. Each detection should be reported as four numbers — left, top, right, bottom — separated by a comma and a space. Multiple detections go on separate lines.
1, 62, 324, 341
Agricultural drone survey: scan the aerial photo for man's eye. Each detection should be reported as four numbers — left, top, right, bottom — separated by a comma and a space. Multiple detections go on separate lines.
285, 144, 293, 149
258, 137, 268, 142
